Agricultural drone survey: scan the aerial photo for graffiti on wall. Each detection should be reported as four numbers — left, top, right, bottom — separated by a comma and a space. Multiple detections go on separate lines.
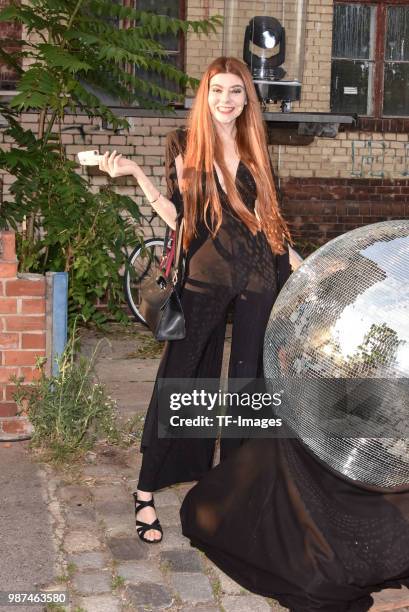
351, 140, 409, 177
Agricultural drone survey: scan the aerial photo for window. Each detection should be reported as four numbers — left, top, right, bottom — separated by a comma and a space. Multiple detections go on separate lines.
129, 0, 185, 105
0, 14, 22, 92
331, 1, 409, 117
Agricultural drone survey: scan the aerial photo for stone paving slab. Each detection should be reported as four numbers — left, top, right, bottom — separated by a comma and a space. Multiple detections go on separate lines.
82, 463, 128, 479
178, 606, 219, 612
92, 483, 130, 502
221, 594, 273, 612
116, 560, 163, 583
76, 594, 122, 612
72, 569, 112, 595
95, 499, 130, 516
65, 505, 98, 530
155, 489, 181, 507
68, 551, 109, 570
107, 535, 148, 561
125, 581, 174, 609
102, 517, 136, 538
170, 572, 214, 604
154, 526, 191, 551
160, 549, 203, 573
156, 505, 183, 527
64, 530, 102, 554
59, 484, 92, 505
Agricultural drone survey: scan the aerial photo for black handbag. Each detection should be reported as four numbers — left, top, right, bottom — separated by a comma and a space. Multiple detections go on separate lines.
139, 220, 186, 341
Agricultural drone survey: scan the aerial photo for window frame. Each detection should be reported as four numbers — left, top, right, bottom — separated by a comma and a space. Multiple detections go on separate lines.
332, 0, 409, 119
124, 0, 186, 107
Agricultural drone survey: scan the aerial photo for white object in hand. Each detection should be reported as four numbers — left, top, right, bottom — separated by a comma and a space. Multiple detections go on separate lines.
77, 150, 103, 166
288, 244, 303, 271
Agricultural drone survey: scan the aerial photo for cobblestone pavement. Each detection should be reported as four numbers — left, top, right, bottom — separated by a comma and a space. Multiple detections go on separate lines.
46, 324, 409, 612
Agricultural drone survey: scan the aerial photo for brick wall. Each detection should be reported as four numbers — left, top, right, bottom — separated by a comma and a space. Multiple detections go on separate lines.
293, 0, 333, 113
0, 232, 46, 435
281, 177, 409, 248
185, 0, 223, 85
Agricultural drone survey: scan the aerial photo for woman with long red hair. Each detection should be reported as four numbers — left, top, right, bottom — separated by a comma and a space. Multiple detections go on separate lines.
99, 56, 292, 543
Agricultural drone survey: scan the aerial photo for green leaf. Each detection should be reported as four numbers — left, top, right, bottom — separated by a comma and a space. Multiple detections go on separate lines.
63, 29, 100, 45
17, 66, 61, 95
38, 44, 92, 73
0, 5, 20, 21
0, 4, 50, 31
10, 90, 49, 110
0, 48, 24, 76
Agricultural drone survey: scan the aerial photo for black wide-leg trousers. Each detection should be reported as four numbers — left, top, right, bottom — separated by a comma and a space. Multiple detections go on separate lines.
137, 279, 277, 492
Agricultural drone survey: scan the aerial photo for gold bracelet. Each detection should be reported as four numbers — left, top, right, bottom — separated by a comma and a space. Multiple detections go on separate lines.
149, 192, 161, 205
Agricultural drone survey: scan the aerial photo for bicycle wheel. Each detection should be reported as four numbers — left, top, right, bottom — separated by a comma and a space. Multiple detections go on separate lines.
124, 237, 169, 324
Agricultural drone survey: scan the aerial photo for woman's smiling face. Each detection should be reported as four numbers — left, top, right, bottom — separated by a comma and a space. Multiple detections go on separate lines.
207, 72, 247, 125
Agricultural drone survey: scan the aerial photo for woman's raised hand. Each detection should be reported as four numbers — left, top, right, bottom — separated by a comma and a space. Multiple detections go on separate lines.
99, 150, 140, 178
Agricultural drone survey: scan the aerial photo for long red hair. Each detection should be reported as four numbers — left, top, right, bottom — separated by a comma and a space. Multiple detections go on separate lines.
181, 56, 291, 254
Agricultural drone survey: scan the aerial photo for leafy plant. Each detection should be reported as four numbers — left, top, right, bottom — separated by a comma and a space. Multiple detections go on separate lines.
0, 0, 221, 127
12, 324, 122, 462
0, 107, 143, 324
0, 0, 222, 324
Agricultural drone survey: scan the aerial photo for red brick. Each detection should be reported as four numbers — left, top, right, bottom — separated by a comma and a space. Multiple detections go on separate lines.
0, 232, 16, 261
0, 262, 18, 278
1, 418, 28, 434
21, 298, 46, 315
0, 367, 19, 383
5, 384, 18, 402
0, 282, 3, 296
0, 333, 19, 349
20, 367, 42, 382
4, 350, 45, 366
22, 333, 46, 349
5, 278, 45, 297
0, 298, 17, 314
359, 204, 371, 215
0, 402, 17, 417
371, 204, 390, 215
5, 316, 46, 332
389, 203, 406, 215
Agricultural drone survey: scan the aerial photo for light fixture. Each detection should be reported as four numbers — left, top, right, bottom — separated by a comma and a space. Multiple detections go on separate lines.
243, 15, 301, 111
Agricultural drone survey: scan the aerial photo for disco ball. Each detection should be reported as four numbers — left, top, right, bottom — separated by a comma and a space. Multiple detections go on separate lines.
264, 220, 409, 488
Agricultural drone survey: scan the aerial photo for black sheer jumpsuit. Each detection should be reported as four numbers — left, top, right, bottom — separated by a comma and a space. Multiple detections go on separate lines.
137, 128, 290, 492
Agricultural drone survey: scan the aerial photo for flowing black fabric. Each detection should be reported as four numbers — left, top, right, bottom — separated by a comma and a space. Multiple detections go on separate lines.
180, 437, 409, 611
137, 128, 290, 492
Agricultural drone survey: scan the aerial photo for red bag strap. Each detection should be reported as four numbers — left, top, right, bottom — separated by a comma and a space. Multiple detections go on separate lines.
164, 233, 175, 277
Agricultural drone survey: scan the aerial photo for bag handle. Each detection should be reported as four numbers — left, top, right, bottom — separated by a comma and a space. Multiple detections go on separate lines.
164, 231, 175, 278
173, 218, 184, 285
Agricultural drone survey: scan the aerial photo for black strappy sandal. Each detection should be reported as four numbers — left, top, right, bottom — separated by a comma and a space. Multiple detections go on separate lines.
132, 492, 163, 544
